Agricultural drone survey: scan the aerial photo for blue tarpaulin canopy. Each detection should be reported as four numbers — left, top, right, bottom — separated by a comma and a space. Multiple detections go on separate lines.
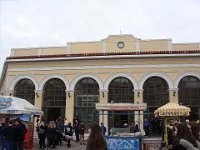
0, 96, 43, 115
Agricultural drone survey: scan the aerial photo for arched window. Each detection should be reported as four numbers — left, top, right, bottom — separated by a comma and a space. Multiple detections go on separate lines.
74, 78, 99, 130
43, 78, 66, 122
143, 77, 169, 108
14, 79, 35, 105
108, 77, 134, 130
143, 76, 169, 125
178, 76, 200, 120
108, 77, 134, 103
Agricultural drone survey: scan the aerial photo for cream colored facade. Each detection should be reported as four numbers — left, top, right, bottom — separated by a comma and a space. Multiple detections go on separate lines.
0, 34, 200, 130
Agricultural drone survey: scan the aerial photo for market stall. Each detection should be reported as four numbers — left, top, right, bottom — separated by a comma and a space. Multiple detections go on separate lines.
0, 96, 43, 149
154, 102, 191, 146
96, 103, 147, 150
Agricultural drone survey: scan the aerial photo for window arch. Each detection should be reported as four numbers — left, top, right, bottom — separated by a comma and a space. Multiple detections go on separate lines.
14, 79, 35, 105
143, 77, 169, 107
43, 78, 66, 122
178, 76, 200, 120
108, 77, 134, 103
74, 78, 99, 130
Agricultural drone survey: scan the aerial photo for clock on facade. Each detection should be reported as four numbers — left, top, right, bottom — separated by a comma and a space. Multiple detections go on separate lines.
117, 41, 125, 49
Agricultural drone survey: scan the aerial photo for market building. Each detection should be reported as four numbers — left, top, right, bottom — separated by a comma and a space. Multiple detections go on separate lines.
0, 34, 200, 130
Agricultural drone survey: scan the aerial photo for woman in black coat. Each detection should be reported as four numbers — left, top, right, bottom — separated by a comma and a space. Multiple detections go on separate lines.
38, 121, 47, 149
47, 121, 57, 149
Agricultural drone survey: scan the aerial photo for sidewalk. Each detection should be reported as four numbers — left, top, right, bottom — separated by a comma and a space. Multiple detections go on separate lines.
31, 138, 86, 150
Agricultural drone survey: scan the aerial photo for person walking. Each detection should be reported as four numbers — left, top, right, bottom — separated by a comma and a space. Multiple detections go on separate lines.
38, 121, 47, 149
0, 117, 6, 150
86, 123, 107, 150
74, 120, 80, 142
64, 122, 73, 147
79, 122, 85, 145
144, 118, 150, 136
47, 121, 57, 149
4, 120, 15, 150
100, 122, 107, 136
13, 118, 27, 150
172, 123, 200, 150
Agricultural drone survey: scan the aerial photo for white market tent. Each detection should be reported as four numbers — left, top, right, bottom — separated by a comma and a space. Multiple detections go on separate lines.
0, 96, 43, 115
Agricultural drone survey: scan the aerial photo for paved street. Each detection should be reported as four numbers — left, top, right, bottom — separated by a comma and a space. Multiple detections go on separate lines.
31, 138, 86, 150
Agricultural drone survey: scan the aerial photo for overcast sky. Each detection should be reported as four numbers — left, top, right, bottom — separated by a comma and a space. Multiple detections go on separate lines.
1, 0, 200, 74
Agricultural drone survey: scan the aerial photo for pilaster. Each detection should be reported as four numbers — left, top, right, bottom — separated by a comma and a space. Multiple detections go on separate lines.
168, 88, 179, 103
99, 90, 108, 134
6, 90, 14, 96
34, 90, 43, 109
65, 90, 74, 123
133, 89, 144, 130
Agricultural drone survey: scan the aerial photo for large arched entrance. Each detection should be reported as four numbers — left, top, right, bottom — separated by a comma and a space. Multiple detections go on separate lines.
42, 78, 66, 122
14, 78, 35, 105
178, 76, 200, 121
74, 78, 99, 130
143, 76, 169, 134
108, 77, 134, 129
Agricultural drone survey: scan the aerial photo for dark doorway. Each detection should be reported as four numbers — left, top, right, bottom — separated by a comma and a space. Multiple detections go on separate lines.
109, 111, 134, 129
47, 108, 61, 122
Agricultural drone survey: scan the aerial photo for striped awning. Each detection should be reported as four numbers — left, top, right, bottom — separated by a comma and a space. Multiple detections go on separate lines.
154, 102, 191, 117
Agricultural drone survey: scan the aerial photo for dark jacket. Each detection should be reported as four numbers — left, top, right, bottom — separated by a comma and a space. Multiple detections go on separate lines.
79, 125, 85, 135
4, 125, 15, 140
173, 139, 200, 150
47, 127, 57, 141
14, 123, 27, 142
38, 125, 47, 138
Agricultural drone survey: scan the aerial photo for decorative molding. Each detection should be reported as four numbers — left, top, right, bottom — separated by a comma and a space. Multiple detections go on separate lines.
174, 72, 200, 88
39, 74, 69, 90
104, 73, 138, 90
139, 72, 173, 89
8, 64, 200, 72
70, 74, 103, 90
8, 75, 39, 91
6, 53, 200, 63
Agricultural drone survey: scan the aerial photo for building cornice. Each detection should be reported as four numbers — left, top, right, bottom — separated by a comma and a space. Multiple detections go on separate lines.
5, 51, 200, 63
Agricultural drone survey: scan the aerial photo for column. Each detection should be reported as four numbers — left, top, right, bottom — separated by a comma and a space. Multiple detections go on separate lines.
99, 90, 108, 134
34, 90, 43, 109
168, 88, 179, 103
133, 89, 144, 130
65, 90, 74, 123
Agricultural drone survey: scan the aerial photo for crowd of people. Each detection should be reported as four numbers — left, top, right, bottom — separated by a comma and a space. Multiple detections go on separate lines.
0, 117, 27, 150
36, 116, 108, 150
166, 120, 200, 150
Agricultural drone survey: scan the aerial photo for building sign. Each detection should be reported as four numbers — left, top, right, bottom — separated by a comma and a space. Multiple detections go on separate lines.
105, 136, 140, 150
96, 103, 147, 111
